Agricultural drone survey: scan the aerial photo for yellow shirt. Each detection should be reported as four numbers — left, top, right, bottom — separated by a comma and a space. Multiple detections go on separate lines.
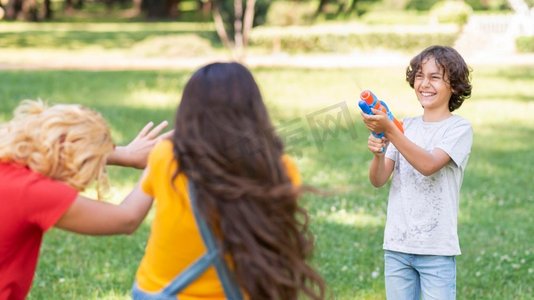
137, 140, 301, 299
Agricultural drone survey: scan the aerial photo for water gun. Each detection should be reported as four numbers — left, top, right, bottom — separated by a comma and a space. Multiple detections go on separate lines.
358, 90, 404, 138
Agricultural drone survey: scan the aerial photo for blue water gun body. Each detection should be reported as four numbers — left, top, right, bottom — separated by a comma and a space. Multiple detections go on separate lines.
358, 90, 404, 138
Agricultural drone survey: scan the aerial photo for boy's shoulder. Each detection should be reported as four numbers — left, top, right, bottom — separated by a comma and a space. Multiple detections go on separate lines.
447, 115, 472, 130
450, 114, 471, 123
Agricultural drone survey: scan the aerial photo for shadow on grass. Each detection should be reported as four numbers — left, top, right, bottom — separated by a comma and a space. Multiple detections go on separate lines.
31, 222, 151, 299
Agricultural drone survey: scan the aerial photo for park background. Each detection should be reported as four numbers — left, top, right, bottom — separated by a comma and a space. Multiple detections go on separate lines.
1, 0, 533, 299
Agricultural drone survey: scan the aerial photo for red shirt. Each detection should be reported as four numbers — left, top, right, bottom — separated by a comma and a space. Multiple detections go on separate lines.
0, 163, 77, 300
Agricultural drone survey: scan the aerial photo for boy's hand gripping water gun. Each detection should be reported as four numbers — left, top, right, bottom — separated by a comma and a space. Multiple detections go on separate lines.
358, 90, 404, 139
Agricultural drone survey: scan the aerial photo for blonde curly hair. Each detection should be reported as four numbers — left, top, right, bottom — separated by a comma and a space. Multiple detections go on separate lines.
0, 100, 114, 197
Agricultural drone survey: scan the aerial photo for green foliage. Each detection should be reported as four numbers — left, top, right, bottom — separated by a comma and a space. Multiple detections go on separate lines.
464, 0, 492, 10
355, 0, 384, 16
405, 0, 439, 11
249, 28, 459, 53
266, 0, 316, 26
430, 0, 473, 26
217, 0, 272, 33
360, 10, 431, 25
516, 36, 534, 53
254, 0, 274, 26
405, 0, 506, 12
312, 0, 381, 20
488, 0, 512, 10
463, 0, 514, 11
373, 0, 410, 10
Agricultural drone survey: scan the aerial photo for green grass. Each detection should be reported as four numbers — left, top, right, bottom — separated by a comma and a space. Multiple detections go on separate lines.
0, 22, 220, 50
0, 66, 532, 299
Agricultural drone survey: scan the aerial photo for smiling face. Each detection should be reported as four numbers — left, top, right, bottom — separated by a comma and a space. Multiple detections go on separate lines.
414, 56, 453, 115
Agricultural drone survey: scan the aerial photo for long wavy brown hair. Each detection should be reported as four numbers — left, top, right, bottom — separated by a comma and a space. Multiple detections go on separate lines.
172, 62, 325, 300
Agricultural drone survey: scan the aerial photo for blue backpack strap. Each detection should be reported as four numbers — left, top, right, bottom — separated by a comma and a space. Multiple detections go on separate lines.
160, 250, 218, 296
159, 181, 244, 300
186, 181, 244, 300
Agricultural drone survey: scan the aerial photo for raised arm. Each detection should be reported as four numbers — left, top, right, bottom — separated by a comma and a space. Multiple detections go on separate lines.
107, 121, 173, 169
55, 169, 153, 235
366, 134, 395, 187
362, 110, 450, 176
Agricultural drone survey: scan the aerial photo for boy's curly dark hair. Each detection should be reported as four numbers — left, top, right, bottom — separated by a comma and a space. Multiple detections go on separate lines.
406, 45, 472, 112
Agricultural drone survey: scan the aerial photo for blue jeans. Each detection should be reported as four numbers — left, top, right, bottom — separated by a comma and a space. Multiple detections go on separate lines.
384, 250, 456, 300
132, 283, 177, 300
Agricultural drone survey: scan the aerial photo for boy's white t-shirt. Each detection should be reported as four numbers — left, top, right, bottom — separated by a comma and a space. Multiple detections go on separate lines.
384, 115, 473, 256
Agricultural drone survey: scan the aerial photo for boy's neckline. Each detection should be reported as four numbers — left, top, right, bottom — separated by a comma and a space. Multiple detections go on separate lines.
422, 113, 453, 123
421, 114, 454, 124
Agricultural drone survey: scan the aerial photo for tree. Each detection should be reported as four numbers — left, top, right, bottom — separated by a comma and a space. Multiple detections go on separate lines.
212, 0, 271, 62
4, 0, 39, 20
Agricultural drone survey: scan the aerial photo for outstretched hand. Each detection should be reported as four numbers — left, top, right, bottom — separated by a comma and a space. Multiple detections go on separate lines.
107, 121, 174, 169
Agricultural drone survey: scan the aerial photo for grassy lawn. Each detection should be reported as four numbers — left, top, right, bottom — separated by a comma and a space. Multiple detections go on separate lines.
0, 19, 458, 58
0, 22, 219, 50
1, 66, 533, 300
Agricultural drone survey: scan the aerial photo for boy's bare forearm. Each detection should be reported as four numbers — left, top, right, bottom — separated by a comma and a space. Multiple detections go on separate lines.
369, 155, 390, 187
385, 125, 449, 176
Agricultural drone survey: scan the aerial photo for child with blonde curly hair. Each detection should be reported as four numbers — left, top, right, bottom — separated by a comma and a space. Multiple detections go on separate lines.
0, 100, 170, 300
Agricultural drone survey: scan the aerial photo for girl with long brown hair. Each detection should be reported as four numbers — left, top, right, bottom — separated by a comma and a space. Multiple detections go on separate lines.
133, 62, 325, 300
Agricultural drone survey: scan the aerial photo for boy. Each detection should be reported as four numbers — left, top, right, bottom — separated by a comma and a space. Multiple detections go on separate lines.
361, 45, 473, 300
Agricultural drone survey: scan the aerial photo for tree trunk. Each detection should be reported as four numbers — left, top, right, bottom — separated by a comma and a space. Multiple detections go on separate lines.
211, 0, 256, 62
199, 0, 211, 16
242, 0, 255, 49
233, 0, 244, 60
142, 0, 179, 19
124, 0, 142, 17
5, 0, 23, 20
167, 0, 178, 18
22, 0, 39, 21
144, 0, 167, 18
64, 0, 83, 14
41, 0, 52, 19
75, 0, 84, 9
315, 0, 328, 16
212, 1, 233, 50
